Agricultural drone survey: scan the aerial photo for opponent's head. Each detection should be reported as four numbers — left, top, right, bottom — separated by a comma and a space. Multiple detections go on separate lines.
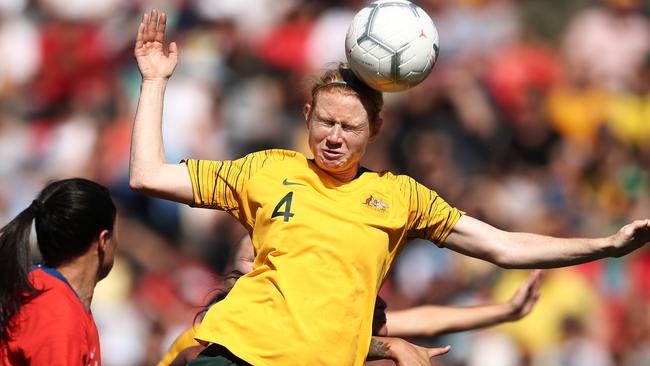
0, 178, 117, 343
304, 64, 384, 181
33, 178, 118, 279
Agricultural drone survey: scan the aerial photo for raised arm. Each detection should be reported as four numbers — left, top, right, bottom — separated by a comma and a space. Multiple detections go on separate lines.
385, 269, 543, 337
130, 9, 193, 204
443, 215, 650, 269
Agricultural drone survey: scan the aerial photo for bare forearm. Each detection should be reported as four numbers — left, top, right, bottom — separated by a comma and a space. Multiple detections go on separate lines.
367, 337, 392, 360
445, 216, 615, 269
386, 303, 511, 337
130, 79, 168, 186
129, 79, 193, 203
496, 231, 611, 269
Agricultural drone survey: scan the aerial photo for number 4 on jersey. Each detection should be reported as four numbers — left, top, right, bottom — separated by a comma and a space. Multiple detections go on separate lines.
272, 192, 295, 222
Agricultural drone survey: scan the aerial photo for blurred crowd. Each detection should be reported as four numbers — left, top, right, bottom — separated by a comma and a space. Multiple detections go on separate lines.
1, 0, 649, 365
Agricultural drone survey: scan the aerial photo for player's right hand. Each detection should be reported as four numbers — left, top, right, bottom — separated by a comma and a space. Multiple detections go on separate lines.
134, 9, 178, 80
610, 219, 650, 257
392, 339, 450, 366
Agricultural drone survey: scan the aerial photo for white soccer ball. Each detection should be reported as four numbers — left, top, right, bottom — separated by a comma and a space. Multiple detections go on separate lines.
345, 0, 439, 92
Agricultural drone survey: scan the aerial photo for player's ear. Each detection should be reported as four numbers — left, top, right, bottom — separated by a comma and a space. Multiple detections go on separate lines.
303, 103, 313, 129
96, 228, 116, 280
368, 118, 383, 142
96, 229, 112, 256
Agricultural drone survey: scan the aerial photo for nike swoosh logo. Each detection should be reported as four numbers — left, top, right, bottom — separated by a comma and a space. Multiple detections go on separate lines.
283, 178, 306, 186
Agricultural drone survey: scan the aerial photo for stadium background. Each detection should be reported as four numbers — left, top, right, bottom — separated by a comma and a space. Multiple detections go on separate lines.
0, 0, 649, 365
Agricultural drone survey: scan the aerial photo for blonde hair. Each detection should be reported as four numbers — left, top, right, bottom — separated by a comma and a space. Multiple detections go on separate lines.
310, 63, 384, 124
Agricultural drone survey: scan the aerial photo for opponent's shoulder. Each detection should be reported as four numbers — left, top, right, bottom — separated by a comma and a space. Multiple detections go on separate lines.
28, 268, 66, 293
26, 269, 84, 317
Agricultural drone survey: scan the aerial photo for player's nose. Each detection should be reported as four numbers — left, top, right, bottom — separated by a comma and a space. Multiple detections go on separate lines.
325, 125, 343, 144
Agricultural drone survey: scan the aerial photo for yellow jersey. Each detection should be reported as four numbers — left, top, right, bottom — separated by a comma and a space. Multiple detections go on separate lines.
185, 149, 462, 366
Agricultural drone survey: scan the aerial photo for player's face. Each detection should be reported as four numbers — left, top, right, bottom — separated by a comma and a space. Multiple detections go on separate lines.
305, 91, 378, 181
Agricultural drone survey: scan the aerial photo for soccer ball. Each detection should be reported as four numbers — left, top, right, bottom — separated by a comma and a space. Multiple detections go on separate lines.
345, 0, 439, 92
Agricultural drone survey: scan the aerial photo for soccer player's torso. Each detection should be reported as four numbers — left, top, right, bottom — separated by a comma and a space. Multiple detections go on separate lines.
198, 151, 412, 366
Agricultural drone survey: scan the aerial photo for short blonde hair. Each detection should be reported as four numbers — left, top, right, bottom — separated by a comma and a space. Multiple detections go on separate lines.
310, 63, 384, 124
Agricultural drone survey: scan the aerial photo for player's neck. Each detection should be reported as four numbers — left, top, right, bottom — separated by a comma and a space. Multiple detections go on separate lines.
328, 166, 361, 183
56, 257, 98, 311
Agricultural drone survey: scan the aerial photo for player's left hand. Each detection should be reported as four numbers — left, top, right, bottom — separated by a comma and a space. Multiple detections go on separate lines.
506, 269, 544, 321
610, 219, 650, 257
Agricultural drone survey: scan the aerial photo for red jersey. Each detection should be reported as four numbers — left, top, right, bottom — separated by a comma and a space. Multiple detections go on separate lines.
1, 267, 101, 366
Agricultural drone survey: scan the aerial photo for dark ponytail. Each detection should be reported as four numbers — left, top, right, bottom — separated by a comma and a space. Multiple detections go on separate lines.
0, 205, 41, 343
0, 178, 116, 343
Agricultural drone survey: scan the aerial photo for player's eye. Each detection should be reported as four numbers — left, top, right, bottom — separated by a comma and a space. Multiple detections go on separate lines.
343, 124, 363, 133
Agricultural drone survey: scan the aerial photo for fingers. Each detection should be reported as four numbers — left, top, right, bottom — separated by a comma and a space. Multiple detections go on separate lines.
142, 12, 148, 42
523, 270, 544, 312
138, 9, 170, 49
533, 269, 545, 290
524, 270, 543, 302
632, 219, 649, 230
516, 270, 540, 299
528, 269, 543, 284
427, 345, 451, 358
509, 270, 544, 318
135, 21, 145, 51
147, 8, 158, 42
169, 41, 178, 58
530, 269, 544, 292
622, 219, 650, 240
522, 270, 544, 297
156, 12, 167, 43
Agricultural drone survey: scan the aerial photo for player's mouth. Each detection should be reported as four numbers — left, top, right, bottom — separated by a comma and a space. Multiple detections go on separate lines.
322, 149, 344, 160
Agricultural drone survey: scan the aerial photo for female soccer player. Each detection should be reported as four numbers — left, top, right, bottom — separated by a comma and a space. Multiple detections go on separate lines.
0, 178, 118, 365
131, 9, 649, 366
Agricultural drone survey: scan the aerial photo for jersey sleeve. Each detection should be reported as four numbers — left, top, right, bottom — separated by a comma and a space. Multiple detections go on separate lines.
184, 149, 296, 221
398, 175, 463, 247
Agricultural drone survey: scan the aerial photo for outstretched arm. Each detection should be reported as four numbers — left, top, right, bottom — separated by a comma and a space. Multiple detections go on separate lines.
385, 270, 543, 337
443, 215, 650, 269
367, 336, 450, 366
130, 9, 193, 204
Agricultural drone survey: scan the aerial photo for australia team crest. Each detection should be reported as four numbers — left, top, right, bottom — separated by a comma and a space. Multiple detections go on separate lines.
363, 195, 389, 212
